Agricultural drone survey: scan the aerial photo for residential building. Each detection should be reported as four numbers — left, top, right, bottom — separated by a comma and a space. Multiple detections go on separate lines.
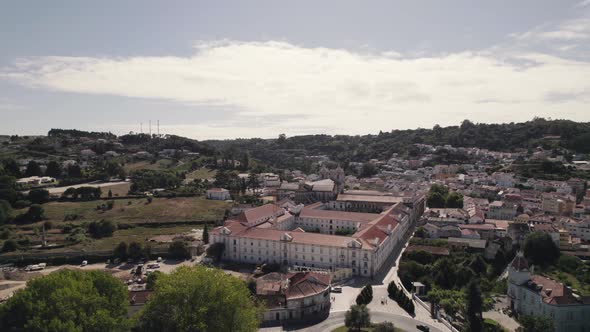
206, 188, 231, 200
487, 201, 517, 220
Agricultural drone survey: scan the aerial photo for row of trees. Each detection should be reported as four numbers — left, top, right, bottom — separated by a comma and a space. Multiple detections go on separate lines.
355, 285, 373, 305
386, 281, 415, 315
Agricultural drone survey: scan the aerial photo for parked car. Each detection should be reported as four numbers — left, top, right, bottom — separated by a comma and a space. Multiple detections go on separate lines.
156, 257, 162, 262
147, 263, 160, 269
81, 260, 88, 266
416, 324, 430, 332
330, 286, 342, 293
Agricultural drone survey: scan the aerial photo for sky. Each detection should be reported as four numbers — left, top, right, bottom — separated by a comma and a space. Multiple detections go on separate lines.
0, 0, 589, 139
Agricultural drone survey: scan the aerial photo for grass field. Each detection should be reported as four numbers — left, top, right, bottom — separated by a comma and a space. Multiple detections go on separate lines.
100, 182, 131, 197
185, 168, 217, 181
123, 159, 177, 172
17, 196, 230, 225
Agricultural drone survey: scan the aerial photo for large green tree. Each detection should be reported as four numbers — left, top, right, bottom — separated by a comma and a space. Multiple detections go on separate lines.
45, 161, 62, 178
136, 266, 260, 331
524, 232, 560, 267
25, 160, 42, 177
344, 304, 371, 331
465, 280, 483, 332
0, 269, 129, 331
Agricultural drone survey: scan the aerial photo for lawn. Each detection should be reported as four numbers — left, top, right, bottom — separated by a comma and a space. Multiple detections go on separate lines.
547, 270, 590, 296
18, 196, 230, 225
1, 224, 200, 256
185, 168, 217, 181
123, 159, 177, 172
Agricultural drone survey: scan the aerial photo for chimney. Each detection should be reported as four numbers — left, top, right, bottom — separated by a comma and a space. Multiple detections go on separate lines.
373, 237, 379, 246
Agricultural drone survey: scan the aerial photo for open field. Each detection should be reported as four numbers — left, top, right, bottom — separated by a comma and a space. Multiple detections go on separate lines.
1, 224, 201, 259
185, 168, 216, 181
123, 159, 177, 172
17, 196, 230, 225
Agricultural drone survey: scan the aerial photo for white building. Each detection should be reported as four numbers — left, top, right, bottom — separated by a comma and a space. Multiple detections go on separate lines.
206, 188, 231, 200
507, 252, 590, 332
210, 202, 411, 277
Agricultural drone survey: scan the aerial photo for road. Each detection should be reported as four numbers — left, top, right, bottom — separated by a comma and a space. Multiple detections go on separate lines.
293, 310, 442, 332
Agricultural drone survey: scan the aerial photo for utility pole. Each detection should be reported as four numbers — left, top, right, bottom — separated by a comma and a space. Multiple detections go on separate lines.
149, 120, 152, 136
157, 120, 160, 136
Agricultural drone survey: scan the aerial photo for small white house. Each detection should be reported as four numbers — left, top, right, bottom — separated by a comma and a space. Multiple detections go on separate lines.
206, 188, 231, 200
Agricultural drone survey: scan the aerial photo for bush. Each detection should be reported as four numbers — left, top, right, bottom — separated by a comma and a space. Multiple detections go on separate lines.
88, 219, 117, 238
27, 189, 50, 204
1, 239, 18, 252
63, 213, 80, 221
168, 240, 191, 259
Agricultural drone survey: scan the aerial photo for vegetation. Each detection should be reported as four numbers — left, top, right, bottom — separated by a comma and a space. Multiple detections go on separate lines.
387, 281, 415, 315
516, 315, 555, 332
0, 269, 128, 331
168, 240, 191, 259
465, 280, 483, 332
136, 266, 261, 331
356, 285, 374, 305
345, 304, 371, 331
426, 184, 463, 208
523, 232, 560, 267
130, 169, 181, 192
88, 219, 117, 238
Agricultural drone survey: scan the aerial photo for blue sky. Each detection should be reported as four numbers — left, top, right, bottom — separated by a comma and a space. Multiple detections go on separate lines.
1, 0, 589, 139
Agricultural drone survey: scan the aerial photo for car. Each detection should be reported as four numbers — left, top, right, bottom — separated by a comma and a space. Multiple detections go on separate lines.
156, 257, 162, 262
81, 260, 88, 266
330, 286, 342, 293
147, 263, 160, 269
416, 324, 430, 332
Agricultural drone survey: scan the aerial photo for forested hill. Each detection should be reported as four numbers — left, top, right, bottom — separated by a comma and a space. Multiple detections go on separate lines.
204, 118, 590, 168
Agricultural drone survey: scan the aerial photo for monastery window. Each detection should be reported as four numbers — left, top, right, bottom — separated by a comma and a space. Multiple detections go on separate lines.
233, 239, 236, 245
295, 255, 298, 259
303, 255, 306, 260
352, 252, 356, 258
329, 258, 332, 263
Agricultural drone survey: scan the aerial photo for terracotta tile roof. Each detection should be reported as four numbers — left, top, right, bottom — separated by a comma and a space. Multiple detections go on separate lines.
300, 207, 380, 223
336, 194, 403, 204
459, 223, 495, 231
527, 275, 590, 305
256, 272, 331, 301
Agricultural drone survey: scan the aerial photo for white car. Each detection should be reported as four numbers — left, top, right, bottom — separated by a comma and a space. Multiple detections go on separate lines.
81, 260, 88, 266
331, 286, 342, 293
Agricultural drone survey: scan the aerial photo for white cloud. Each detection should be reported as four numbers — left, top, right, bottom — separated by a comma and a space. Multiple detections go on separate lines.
577, 0, 590, 7
510, 18, 590, 42
1, 40, 590, 138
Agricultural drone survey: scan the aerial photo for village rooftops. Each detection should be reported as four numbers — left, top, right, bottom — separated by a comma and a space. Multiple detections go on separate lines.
527, 275, 590, 305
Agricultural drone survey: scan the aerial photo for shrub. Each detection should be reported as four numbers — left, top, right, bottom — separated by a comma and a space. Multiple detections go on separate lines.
88, 219, 117, 238
1, 239, 18, 252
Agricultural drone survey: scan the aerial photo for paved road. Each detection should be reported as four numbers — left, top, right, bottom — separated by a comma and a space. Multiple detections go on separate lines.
262, 310, 442, 332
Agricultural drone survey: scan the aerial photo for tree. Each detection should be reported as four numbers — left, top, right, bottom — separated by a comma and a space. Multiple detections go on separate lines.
45, 161, 62, 178
108, 189, 113, 198
344, 304, 371, 331
1, 158, 21, 177
0, 199, 12, 225
25, 160, 42, 177
0, 269, 128, 331
27, 204, 44, 222
136, 266, 260, 331
113, 241, 128, 260
356, 284, 373, 305
1, 239, 18, 252
146, 270, 163, 290
128, 241, 145, 261
168, 240, 191, 259
67, 164, 82, 178
373, 321, 396, 332
427, 191, 446, 208
517, 315, 555, 332
465, 280, 483, 332
202, 223, 209, 244
88, 219, 117, 238
27, 189, 50, 204
445, 191, 464, 208
524, 232, 560, 267
360, 162, 378, 178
